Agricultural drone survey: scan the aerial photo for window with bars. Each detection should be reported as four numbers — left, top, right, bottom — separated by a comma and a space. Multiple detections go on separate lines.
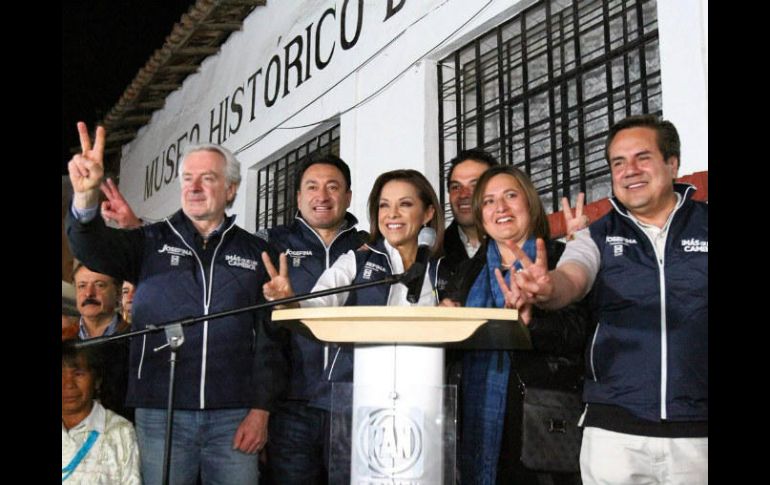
437, 0, 662, 216
255, 124, 340, 230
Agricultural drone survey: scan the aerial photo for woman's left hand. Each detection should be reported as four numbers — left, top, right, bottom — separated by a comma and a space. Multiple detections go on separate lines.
494, 268, 532, 325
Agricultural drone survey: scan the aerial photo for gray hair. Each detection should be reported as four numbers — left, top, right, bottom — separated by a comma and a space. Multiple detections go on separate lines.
179, 144, 242, 207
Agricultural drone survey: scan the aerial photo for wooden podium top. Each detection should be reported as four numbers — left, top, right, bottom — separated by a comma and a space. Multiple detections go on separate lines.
271, 306, 531, 349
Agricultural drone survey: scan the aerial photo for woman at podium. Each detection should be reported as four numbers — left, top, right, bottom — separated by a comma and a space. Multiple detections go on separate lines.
262, 168, 447, 406
442, 165, 589, 485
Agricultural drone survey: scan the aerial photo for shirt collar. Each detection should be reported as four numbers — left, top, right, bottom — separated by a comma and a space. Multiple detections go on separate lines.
78, 314, 120, 339
382, 238, 405, 274
176, 209, 233, 240
63, 400, 106, 435
628, 192, 682, 233
457, 225, 481, 258
206, 218, 229, 238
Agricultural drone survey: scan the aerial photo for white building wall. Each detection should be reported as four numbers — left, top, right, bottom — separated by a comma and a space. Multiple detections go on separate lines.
657, 0, 708, 175
118, 0, 708, 227
341, 60, 439, 222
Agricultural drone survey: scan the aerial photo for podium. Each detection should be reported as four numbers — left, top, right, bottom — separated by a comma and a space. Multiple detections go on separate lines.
271, 306, 529, 484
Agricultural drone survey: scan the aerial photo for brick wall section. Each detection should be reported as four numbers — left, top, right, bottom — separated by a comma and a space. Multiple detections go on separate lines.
548, 171, 708, 239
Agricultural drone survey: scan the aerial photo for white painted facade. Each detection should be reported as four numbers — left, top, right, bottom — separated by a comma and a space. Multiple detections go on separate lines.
118, 0, 708, 231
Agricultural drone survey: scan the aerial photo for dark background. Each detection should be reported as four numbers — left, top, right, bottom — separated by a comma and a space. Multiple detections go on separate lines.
62, 1, 195, 173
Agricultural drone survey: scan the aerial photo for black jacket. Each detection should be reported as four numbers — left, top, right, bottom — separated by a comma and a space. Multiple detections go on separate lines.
442, 220, 472, 276
445, 238, 590, 484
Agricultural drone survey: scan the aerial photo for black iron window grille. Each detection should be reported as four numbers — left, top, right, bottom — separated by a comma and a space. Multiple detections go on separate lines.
255, 124, 340, 230
438, 0, 661, 216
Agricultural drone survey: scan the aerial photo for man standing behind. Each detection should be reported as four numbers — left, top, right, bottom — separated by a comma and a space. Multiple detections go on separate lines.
66, 122, 285, 485
443, 149, 499, 273
72, 259, 132, 421
72, 260, 128, 339
441, 149, 499, 393
120, 281, 136, 324
258, 154, 366, 484
509, 115, 708, 484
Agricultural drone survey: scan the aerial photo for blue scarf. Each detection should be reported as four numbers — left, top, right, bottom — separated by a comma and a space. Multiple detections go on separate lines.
465, 238, 535, 309
460, 238, 536, 485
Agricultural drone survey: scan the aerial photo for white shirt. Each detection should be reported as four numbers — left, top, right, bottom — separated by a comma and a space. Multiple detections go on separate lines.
457, 225, 481, 258
62, 400, 141, 484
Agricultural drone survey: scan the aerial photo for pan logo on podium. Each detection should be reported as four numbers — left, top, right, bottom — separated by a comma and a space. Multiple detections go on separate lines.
355, 406, 425, 483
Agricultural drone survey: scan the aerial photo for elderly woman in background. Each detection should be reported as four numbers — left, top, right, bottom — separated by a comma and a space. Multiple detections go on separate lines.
62, 343, 141, 484
442, 165, 590, 485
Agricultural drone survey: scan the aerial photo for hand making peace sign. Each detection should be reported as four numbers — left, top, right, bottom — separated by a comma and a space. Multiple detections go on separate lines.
261, 252, 295, 306
502, 238, 554, 306
101, 177, 142, 228
562, 192, 589, 241
493, 267, 533, 325
68, 122, 106, 195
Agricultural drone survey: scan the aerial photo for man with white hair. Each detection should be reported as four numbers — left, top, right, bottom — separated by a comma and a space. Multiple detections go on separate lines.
66, 122, 285, 484
92, 152, 368, 484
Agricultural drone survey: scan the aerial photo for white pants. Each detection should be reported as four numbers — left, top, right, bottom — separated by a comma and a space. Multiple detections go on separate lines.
580, 426, 708, 485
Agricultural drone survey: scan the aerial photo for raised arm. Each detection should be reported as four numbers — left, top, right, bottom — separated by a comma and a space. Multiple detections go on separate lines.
65, 122, 145, 283
538, 262, 591, 309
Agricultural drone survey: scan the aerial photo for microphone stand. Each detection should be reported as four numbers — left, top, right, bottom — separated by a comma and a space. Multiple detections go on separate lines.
69, 269, 417, 485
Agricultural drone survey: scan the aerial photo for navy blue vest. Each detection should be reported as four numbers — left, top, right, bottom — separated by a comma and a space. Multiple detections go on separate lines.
128, 210, 276, 410
263, 213, 365, 400
584, 184, 707, 422
345, 239, 442, 306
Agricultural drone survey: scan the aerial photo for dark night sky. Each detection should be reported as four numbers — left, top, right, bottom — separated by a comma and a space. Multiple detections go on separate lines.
62, 1, 196, 173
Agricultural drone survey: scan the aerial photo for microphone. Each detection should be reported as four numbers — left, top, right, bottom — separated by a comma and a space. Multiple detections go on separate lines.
404, 227, 436, 304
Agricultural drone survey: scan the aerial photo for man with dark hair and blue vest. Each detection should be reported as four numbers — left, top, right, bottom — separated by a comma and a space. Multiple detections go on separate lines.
66, 122, 286, 485
257, 153, 367, 485
507, 114, 707, 484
